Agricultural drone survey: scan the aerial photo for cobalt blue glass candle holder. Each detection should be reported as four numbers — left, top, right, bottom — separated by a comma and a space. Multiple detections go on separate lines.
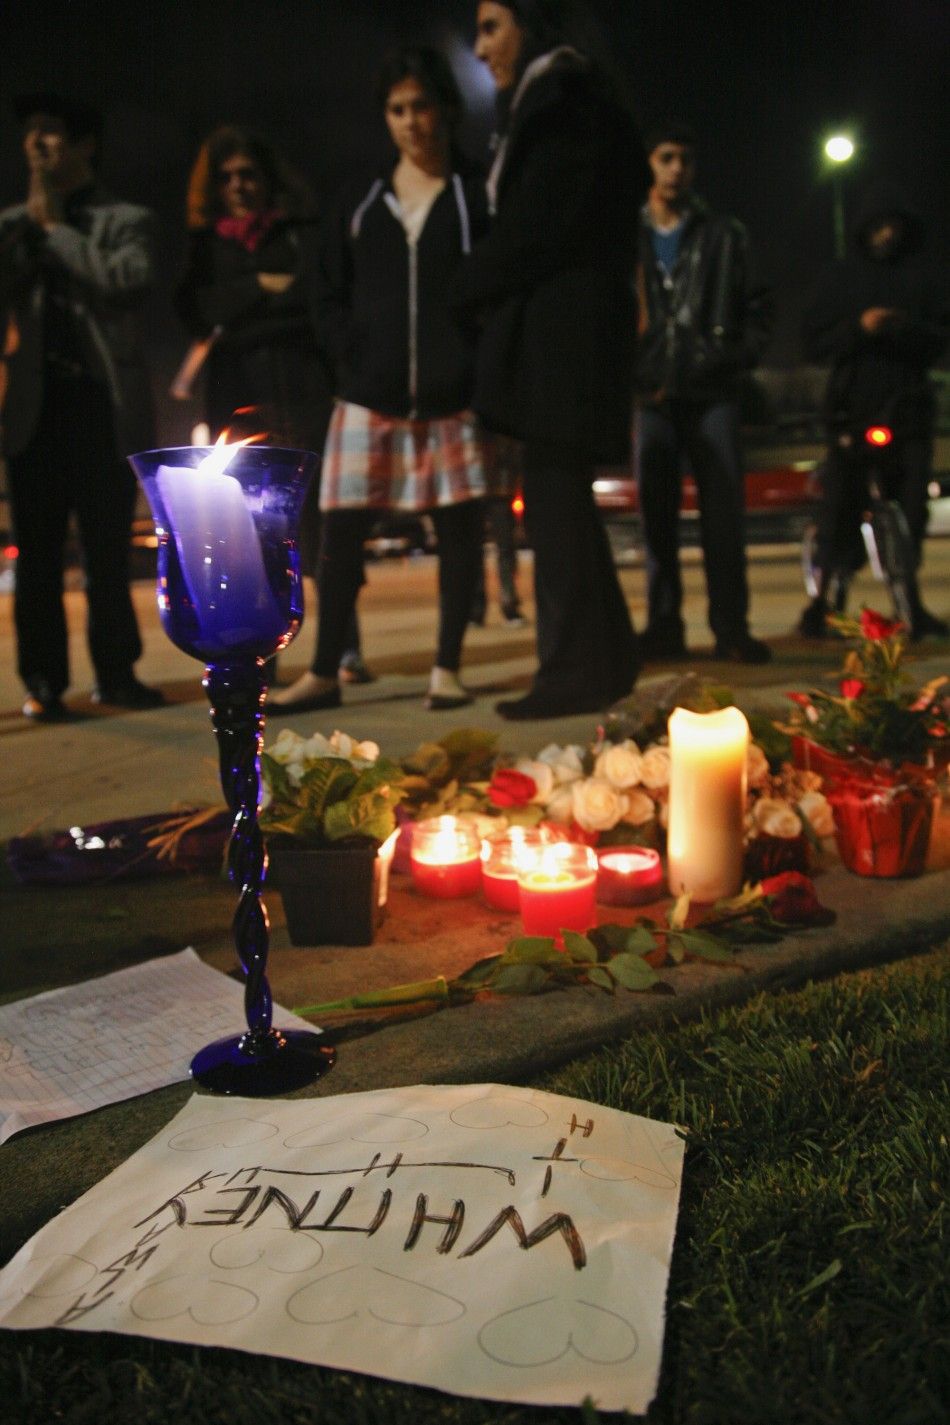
129, 443, 336, 1094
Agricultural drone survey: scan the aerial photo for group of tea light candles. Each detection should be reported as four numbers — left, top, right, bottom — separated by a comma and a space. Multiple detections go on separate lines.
409, 706, 750, 934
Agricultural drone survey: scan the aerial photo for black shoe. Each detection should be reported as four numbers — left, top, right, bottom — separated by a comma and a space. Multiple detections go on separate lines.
267, 684, 342, 716
638, 625, 688, 661
92, 676, 165, 709
495, 684, 628, 721
798, 598, 829, 639
338, 652, 376, 685
713, 633, 772, 665
22, 679, 72, 722
910, 608, 949, 640
501, 603, 527, 628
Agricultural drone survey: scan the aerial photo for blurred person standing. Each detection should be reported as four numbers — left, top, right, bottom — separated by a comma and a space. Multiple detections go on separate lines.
0, 94, 161, 719
269, 46, 490, 715
174, 125, 369, 682
455, 0, 646, 720
634, 122, 773, 664
798, 182, 949, 640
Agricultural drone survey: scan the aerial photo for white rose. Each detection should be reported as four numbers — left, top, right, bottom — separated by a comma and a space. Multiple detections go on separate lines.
639, 744, 671, 789
536, 742, 585, 784
268, 729, 305, 765
514, 757, 555, 804
623, 788, 657, 826
301, 731, 336, 760
571, 776, 629, 832
326, 730, 379, 763
746, 743, 770, 788
545, 787, 576, 823
594, 739, 643, 789
798, 790, 834, 838
752, 797, 802, 839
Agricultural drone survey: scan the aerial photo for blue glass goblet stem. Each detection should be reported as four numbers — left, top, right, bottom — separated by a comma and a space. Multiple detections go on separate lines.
128, 444, 335, 1094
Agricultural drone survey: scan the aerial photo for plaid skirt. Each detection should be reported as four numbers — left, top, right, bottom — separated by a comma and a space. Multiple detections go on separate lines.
319, 400, 490, 512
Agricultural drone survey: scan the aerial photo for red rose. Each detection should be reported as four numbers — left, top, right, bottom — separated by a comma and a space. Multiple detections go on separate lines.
488, 768, 537, 808
859, 608, 903, 641
839, 678, 866, 699
787, 692, 813, 708
760, 871, 835, 927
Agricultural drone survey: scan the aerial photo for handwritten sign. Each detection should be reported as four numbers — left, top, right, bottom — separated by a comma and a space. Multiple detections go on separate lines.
0, 950, 323, 1144
0, 1085, 685, 1412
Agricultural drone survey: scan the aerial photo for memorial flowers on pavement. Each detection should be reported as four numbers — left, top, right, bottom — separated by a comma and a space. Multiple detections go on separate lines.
260, 728, 405, 848
781, 609, 948, 769
393, 680, 833, 877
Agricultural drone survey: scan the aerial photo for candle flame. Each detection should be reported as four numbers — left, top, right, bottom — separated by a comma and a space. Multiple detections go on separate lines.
198, 430, 267, 480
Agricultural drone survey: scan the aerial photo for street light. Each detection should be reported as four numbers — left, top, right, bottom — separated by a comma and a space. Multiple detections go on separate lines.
824, 134, 856, 259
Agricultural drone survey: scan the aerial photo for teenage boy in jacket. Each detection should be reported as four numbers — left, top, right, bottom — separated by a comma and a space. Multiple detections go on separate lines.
0, 94, 161, 720
634, 122, 773, 664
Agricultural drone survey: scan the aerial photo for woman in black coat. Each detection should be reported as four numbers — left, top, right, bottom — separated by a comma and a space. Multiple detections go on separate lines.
455, 0, 649, 719
174, 126, 368, 679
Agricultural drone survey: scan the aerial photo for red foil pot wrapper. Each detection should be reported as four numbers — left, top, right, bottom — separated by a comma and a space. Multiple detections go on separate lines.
827, 776, 936, 878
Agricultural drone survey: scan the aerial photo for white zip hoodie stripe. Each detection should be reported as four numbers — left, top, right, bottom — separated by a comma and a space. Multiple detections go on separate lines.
452, 174, 471, 254
350, 179, 384, 239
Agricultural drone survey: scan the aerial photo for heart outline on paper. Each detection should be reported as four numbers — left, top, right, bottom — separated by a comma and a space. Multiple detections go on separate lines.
478, 1295, 639, 1367
168, 1119, 279, 1152
210, 1230, 324, 1274
449, 1096, 549, 1130
286, 1265, 465, 1328
130, 1275, 258, 1325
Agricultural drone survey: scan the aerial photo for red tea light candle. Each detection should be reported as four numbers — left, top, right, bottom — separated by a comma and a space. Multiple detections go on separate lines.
517, 843, 598, 942
481, 827, 552, 912
597, 847, 664, 906
410, 816, 482, 899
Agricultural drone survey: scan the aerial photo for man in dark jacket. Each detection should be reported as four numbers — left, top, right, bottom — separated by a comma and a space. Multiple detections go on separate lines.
0, 94, 161, 719
799, 182, 948, 639
634, 123, 773, 663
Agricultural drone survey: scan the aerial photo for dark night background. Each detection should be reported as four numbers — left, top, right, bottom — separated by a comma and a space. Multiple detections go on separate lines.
3, 0, 947, 443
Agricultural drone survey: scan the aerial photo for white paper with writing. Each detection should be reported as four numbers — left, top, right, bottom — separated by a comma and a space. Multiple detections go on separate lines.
0, 1085, 685, 1412
0, 949, 321, 1143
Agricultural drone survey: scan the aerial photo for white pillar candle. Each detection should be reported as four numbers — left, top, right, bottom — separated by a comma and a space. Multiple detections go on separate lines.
156, 453, 283, 650
667, 706, 749, 902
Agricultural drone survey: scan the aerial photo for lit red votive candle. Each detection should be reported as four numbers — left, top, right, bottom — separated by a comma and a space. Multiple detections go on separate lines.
596, 847, 664, 906
481, 827, 552, 912
517, 843, 598, 942
410, 816, 482, 899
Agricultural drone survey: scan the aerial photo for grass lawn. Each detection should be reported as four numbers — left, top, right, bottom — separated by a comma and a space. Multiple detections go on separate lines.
1, 944, 947, 1425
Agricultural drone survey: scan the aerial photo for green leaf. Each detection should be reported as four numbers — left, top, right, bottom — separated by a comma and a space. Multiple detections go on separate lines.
606, 952, 658, 991
492, 963, 550, 996
453, 954, 504, 987
673, 929, 734, 963
260, 752, 293, 802
593, 923, 633, 953
562, 930, 598, 964
624, 925, 657, 954
500, 936, 559, 965
586, 965, 615, 993
795, 1258, 842, 1300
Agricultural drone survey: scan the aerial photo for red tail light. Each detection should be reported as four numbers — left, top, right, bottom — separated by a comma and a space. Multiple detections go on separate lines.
865, 425, 893, 447
511, 495, 525, 516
